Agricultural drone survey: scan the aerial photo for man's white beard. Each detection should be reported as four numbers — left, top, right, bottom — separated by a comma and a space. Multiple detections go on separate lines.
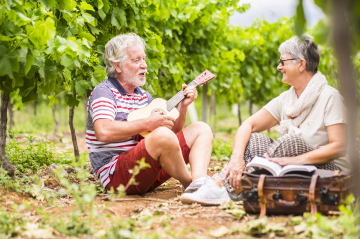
122, 70, 146, 87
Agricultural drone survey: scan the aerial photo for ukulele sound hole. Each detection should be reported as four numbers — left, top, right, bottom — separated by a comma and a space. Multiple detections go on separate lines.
151, 108, 167, 115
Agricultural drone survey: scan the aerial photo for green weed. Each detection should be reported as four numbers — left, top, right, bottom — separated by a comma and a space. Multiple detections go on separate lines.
212, 139, 232, 160
35, 156, 150, 237
0, 204, 28, 239
95, 217, 137, 239
303, 195, 360, 238
5, 135, 73, 174
0, 168, 37, 193
240, 194, 360, 238
0, 168, 23, 191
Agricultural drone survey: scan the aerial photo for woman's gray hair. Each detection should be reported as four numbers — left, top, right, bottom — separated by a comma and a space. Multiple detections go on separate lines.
104, 33, 146, 77
278, 34, 320, 73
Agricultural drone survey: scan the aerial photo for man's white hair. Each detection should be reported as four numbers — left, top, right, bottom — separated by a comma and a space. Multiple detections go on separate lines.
278, 34, 320, 73
104, 33, 146, 77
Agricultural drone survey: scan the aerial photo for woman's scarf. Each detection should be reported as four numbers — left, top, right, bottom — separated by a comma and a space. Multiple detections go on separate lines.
276, 71, 328, 136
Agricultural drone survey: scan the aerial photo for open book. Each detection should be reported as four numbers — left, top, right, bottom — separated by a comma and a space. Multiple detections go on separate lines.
246, 156, 317, 177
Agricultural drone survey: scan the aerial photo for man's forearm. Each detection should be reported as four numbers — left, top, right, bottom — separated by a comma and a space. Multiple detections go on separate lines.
94, 118, 150, 142
172, 104, 187, 133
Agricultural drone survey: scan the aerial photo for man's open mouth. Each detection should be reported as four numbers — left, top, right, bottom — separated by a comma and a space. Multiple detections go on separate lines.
139, 72, 146, 76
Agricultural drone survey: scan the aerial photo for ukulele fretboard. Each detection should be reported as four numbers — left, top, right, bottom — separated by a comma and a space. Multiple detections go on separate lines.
166, 81, 198, 111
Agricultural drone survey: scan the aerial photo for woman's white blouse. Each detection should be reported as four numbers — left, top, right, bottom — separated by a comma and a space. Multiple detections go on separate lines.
264, 85, 349, 171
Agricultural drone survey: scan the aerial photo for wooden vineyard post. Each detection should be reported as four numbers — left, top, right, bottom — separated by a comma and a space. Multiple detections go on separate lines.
201, 84, 208, 123
209, 90, 216, 130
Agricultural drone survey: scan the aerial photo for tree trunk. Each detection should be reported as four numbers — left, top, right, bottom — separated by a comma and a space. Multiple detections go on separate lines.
52, 103, 59, 135
201, 84, 208, 123
58, 94, 62, 132
8, 101, 14, 137
331, 0, 360, 198
83, 96, 88, 132
253, 104, 258, 114
69, 103, 80, 161
237, 94, 242, 126
0, 91, 16, 178
209, 90, 216, 130
248, 101, 253, 116
33, 99, 37, 116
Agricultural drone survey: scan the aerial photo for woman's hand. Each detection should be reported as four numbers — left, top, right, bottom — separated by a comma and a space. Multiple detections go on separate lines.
268, 156, 304, 166
223, 156, 246, 189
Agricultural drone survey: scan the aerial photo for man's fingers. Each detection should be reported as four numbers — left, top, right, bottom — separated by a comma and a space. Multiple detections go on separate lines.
163, 116, 175, 122
183, 87, 196, 95
186, 93, 195, 99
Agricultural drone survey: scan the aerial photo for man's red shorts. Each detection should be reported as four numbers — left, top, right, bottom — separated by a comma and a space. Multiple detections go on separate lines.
106, 131, 190, 195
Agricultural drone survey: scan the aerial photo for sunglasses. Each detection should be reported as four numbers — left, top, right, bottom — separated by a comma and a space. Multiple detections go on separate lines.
279, 58, 298, 66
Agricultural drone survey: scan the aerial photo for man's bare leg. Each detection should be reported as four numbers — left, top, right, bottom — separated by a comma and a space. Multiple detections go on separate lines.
145, 127, 192, 188
182, 122, 213, 181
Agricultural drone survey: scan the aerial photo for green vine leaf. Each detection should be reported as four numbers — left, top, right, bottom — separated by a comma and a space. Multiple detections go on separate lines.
25, 53, 34, 75
75, 79, 91, 97
0, 55, 12, 77
27, 18, 56, 48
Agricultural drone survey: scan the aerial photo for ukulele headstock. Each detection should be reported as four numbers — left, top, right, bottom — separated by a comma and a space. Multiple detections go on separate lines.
193, 70, 215, 86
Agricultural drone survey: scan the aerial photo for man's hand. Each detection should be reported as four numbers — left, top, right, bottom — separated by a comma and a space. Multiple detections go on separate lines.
147, 112, 175, 131
180, 84, 198, 107
223, 155, 246, 189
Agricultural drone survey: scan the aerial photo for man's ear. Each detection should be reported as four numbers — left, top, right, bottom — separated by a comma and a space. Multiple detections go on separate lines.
299, 59, 306, 72
113, 62, 121, 74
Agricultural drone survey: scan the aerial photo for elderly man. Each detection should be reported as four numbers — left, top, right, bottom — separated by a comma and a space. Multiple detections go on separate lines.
86, 33, 213, 195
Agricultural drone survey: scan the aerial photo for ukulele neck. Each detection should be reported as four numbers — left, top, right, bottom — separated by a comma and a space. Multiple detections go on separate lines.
166, 81, 199, 111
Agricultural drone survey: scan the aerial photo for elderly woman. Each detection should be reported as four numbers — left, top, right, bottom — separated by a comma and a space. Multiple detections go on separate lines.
180, 34, 348, 205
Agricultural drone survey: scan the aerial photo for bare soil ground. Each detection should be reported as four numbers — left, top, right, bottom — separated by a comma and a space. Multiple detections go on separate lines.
0, 133, 294, 238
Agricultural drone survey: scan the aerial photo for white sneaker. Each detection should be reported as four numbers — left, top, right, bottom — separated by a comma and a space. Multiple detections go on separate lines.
211, 173, 243, 201
183, 176, 207, 193
180, 178, 230, 205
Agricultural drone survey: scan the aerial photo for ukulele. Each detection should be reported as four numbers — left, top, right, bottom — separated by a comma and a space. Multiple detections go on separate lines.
127, 70, 215, 137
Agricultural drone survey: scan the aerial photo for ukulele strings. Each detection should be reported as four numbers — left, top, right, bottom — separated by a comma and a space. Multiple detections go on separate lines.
166, 81, 198, 111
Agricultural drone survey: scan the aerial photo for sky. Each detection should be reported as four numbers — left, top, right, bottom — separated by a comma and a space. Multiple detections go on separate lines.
229, 0, 325, 28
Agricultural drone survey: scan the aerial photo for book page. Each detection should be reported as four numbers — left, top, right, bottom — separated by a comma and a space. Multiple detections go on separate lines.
279, 165, 317, 176
246, 156, 283, 176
